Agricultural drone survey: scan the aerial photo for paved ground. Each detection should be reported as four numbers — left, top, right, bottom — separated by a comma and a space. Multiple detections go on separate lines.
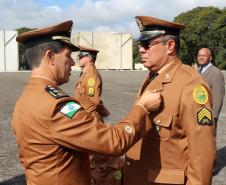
0, 70, 225, 185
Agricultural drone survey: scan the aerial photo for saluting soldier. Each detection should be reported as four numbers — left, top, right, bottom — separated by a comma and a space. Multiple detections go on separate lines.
11, 20, 162, 185
123, 16, 216, 185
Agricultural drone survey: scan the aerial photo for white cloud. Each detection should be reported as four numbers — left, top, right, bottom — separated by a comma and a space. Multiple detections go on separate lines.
0, 0, 225, 35
45, 5, 62, 12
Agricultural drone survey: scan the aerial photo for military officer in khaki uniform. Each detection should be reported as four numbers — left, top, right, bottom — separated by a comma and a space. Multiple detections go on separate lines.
11, 20, 162, 185
123, 16, 216, 185
75, 46, 110, 121
75, 46, 124, 185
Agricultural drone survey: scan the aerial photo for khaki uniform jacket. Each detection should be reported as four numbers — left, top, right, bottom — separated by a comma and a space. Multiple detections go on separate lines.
124, 59, 216, 185
75, 65, 109, 120
201, 64, 225, 119
12, 77, 152, 185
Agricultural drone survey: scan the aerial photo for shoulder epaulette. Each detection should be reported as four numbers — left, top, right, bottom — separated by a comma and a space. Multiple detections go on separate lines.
45, 85, 69, 99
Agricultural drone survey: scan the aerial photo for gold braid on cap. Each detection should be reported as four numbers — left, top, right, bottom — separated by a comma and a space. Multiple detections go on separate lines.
52, 36, 70, 42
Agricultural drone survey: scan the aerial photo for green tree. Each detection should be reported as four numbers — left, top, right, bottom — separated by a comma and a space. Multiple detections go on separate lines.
175, 6, 226, 69
133, 39, 141, 68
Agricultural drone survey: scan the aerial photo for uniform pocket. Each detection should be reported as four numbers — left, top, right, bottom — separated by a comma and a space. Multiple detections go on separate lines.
148, 113, 172, 141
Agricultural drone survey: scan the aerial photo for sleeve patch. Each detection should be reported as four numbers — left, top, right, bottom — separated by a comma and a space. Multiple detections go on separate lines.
45, 85, 69, 99
88, 87, 95, 96
60, 101, 81, 118
88, 78, 95, 86
197, 107, 213, 125
124, 125, 133, 134
192, 85, 208, 104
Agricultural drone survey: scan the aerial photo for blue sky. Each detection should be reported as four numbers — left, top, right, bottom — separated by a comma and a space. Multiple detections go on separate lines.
38, 0, 83, 9
0, 0, 225, 36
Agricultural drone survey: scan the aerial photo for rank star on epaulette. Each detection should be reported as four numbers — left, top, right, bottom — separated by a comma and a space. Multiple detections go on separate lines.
45, 85, 69, 99
197, 107, 213, 125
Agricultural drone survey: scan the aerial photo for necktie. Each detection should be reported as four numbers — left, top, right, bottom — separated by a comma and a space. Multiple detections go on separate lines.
141, 73, 159, 94
149, 73, 159, 82
199, 67, 203, 74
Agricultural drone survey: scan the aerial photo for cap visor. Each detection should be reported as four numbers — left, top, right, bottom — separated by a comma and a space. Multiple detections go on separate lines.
61, 40, 79, 51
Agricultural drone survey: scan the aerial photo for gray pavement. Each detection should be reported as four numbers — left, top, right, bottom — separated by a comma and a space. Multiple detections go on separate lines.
0, 71, 225, 185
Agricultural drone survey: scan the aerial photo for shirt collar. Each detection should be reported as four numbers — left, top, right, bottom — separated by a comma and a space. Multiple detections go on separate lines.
200, 62, 212, 74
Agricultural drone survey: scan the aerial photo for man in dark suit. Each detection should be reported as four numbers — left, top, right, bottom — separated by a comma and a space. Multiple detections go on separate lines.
197, 47, 225, 124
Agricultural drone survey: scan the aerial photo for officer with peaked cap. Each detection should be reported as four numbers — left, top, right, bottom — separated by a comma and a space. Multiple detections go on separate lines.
75, 46, 124, 185
123, 16, 216, 185
75, 45, 110, 121
11, 20, 162, 185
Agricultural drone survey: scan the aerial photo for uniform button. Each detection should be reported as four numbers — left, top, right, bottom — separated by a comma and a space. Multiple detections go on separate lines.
156, 125, 161, 132
126, 161, 130, 166
156, 119, 161, 124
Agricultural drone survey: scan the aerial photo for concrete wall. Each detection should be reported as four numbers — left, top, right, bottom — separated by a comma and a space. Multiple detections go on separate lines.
0, 30, 18, 71
71, 32, 133, 70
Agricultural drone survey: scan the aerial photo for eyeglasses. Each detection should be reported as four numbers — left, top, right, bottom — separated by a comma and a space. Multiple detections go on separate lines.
197, 54, 210, 58
138, 40, 167, 50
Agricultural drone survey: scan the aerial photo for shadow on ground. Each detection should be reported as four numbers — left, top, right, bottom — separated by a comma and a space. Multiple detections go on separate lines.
214, 146, 226, 176
0, 175, 25, 185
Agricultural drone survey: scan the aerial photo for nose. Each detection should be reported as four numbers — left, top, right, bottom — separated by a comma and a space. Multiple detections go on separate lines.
139, 46, 146, 53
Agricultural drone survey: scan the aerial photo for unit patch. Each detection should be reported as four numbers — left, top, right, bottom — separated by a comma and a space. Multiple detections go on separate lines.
88, 78, 95, 86
114, 170, 122, 180
45, 85, 69, 99
192, 85, 208, 104
197, 107, 213, 125
88, 87, 95, 96
60, 101, 81, 118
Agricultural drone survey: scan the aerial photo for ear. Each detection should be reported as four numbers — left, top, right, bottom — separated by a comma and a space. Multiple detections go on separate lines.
166, 39, 175, 54
45, 50, 54, 65
87, 55, 93, 63
209, 55, 213, 62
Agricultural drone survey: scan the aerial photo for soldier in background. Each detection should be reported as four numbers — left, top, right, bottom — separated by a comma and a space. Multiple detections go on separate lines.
75, 46, 110, 121
75, 46, 124, 185
197, 47, 225, 124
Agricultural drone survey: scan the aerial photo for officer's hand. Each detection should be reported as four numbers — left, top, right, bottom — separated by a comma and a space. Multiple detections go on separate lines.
136, 90, 161, 112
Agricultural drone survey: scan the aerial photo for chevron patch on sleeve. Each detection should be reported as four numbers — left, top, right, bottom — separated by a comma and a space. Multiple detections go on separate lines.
197, 107, 213, 125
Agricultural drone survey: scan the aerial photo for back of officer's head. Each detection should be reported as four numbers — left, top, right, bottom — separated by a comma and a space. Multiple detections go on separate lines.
16, 20, 79, 69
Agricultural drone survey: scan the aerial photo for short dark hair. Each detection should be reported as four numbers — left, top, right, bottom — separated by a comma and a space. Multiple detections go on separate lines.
25, 41, 66, 69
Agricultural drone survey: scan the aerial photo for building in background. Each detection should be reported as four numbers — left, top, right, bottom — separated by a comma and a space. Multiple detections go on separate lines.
71, 32, 133, 70
0, 30, 18, 72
